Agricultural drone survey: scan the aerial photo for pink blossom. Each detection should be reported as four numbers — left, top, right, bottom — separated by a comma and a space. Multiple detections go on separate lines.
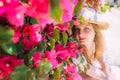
72, 0, 78, 6
66, 73, 82, 80
26, 0, 49, 19
45, 50, 57, 60
80, 48, 84, 53
22, 24, 42, 50
49, 59, 58, 69
61, 10, 73, 22
64, 64, 77, 73
27, 0, 49, 16
87, 0, 92, 2
73, 18, 80, 26
43, 24, 54, 37
22, 36, 40, 50
60, 0, 74, 22
12, 30, 21, 44
29, 33, 42, 42
60, 0, 72, 13
7, 5, 26, 26
45, 50, 58, 69
66, 42, 79, 58
57, 23, 69, 32
0, 55, 23, 79
57, 50, 68, 63
55, 44, 64, 51
22, 24, 40, 35
33, 52, 42, 67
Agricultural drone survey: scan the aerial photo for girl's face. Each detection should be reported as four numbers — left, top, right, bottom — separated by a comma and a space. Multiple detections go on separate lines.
74, 22, 95, 45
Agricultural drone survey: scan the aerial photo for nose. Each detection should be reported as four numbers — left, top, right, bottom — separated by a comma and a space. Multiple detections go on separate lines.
79, 30, 84, 37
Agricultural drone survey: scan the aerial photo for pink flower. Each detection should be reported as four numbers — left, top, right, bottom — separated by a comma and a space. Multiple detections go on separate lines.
66, 42, 79, 58
66, 73, 82, 80
55, 44, 64, 51
45, 50, 58, 69
61, 10, 73, 22
80, 48, 84, 53
57, 50, 68, 63
12, 30, 21, 44
64, 64, 77, 73
7, 5, 26, 26
60, 0, 75, 22
22, 24, 42, 50
0, 55, 23, 79
43, 24, 54, 37
72, 0, 78, 6
27, 0, 49, 17
73, 18, 80, 26
45, 50, 57, 60
22, 36, 41, 50
33, 52, 42, 67
60, 0, 72, 13
49, 59, 58, 69
57, 23, 69, 32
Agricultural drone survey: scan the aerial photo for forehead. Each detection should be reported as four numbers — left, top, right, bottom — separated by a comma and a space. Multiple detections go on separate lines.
75, 22, 93, 29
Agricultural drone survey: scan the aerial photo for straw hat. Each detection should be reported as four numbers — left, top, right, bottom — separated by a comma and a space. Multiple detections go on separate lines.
77, 7, 109, 30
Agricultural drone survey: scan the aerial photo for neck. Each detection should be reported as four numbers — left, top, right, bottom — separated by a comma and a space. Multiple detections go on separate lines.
84, 42, 95, 59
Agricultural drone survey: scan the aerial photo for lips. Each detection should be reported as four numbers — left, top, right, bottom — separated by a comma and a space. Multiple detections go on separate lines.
79, 38, 86, 42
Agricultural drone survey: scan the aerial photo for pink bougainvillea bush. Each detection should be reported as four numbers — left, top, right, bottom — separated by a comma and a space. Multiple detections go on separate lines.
0, 0, 110, 80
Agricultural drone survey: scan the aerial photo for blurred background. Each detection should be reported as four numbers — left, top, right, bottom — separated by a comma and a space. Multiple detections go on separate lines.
98, 0, 120, 80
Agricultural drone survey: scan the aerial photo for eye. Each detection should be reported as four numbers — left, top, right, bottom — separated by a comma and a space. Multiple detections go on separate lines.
84, 27, 90, 32
74, 28, 80, 34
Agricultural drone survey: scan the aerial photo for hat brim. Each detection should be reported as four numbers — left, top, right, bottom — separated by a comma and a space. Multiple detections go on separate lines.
87, 21, 109, 30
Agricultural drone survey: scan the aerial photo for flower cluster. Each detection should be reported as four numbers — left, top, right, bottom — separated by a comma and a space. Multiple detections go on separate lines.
0, 0, 108, 80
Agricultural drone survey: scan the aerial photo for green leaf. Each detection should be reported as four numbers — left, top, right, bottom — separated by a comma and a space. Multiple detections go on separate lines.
49, 38, 55, 50
49, 0, 63, 23
0, 25, 14, 45
10, 64, 32, 80
1, 42, 17, 54
37, 41, 46, 53
53, 68, 60, 80
38, 59, 52, 74
23, 48, 36, 67
74, 0, 82, 17
53, 28, 60, 42
30, 18, 38, 24
62, 32, 68, 46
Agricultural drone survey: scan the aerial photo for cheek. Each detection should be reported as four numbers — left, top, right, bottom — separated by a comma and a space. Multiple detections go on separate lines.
87, 32, 95, 41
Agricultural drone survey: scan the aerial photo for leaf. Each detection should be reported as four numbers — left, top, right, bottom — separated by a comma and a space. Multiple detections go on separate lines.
49, 0, 63, 23
38, 59, 52, 74
49, 38, 55, 50
37, 41, 46, 53
74, 0, 82, 17
20, 0, 27, 3
53, 28, 60, 42
30, 18, 38, 24
10, 64, 32, 80
0, 25, 14, 45
53, 68, 60, 80
62, 32, 68, 46
1, 42, 17, 55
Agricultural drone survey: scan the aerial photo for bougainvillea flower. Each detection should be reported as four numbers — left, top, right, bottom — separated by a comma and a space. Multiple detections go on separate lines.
32, 52, 42, 67
45, 50, 58, 69
57, 23, 69, 32
22, 24, 42, 50
7, 5, 26, 26
43, 24, 54, 37
0, 55, 23, 79
12, 30, 21, 44
66, 73, 82, 80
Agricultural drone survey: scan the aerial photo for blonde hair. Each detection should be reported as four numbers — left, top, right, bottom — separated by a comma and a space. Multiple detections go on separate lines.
80, 23, 105, 63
